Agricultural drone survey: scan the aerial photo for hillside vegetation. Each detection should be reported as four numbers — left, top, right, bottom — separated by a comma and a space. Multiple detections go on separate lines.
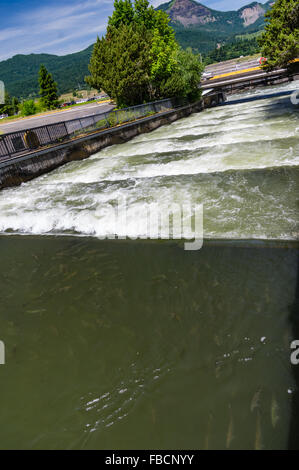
204, 37, 260, 65
0, 46, 93, 100
0, 0, 273, 99
158, 0, 272, 52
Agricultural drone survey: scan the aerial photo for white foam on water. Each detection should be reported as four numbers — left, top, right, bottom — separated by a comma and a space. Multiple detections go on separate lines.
0, 82, 298, 240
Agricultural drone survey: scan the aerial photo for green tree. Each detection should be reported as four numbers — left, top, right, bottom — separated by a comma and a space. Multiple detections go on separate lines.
150, 13, 179, 82
86, 0, 202, 107
21, 100, 37, 116
0, 92, 14, 116
38, 64, 59, 110
134, 0, 156, 28
108, 0, 134, 28
258, 0, 299, 69
11, 96, 19, 115
87, 24, 152, 107
176, 48, 203, 100
161, 48, 203, 101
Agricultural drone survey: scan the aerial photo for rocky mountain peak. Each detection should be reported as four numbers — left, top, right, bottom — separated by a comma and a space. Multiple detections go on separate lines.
239, 2, 266, 26
164, 0, 215, 27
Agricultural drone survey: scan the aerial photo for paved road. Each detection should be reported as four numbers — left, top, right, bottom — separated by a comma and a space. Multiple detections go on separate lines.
201, 67, 288, 90
204, 58, 261, 77
0, 101, 115, 134
201, 57, 291, 91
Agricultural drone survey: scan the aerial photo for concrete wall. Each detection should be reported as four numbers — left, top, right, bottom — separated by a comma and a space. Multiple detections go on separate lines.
0, 96, 220, 191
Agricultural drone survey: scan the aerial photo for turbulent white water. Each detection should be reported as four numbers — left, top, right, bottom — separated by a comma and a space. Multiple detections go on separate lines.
0, 82, 298, 239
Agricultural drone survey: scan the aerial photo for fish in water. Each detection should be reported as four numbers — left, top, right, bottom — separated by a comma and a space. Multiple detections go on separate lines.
151, 405, 156, 425
58, 286, 71, 293
204, 411, 213, 450
255, 410, 263, 450
26, 308, 46, 315
214, 334, 222, 347
151, 274, 168, 283
226, 404, 234, 449
271, 394, 280, 429
169, 312, 181, 322
65, 271, 77, 281
251, 387, 262, 413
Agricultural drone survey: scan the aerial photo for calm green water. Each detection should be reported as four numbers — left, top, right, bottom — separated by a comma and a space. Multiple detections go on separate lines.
0, 82, 298, 449
0, 237, 298, 450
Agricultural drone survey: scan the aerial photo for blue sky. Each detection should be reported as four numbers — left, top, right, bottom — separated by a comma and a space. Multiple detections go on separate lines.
0, 0, 269, 61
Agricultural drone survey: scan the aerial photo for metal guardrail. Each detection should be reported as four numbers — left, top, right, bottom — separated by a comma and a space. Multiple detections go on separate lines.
201, 68, 291, 92
0, 98, 184, 161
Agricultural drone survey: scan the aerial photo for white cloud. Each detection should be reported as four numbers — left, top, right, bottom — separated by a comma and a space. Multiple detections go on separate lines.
151, 0, 165, 5
0, 0, 112, 61
0, 27, 25, 42
0, 0, 268, 61
21, 0, 111, 22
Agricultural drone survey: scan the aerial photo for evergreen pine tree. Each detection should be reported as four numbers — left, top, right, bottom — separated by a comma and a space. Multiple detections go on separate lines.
0, 92, 14, 116
38, 65, 59, 110
11, 97, 19, 115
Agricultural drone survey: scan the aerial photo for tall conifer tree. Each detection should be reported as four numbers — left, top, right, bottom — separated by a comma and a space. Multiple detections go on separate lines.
38, 65, 59, 110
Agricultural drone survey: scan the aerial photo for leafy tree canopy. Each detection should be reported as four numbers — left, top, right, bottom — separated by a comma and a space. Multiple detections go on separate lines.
21, 99, 37, 116
258, 0, 299, 69
86, 0, 203, 107
0, 91, 19, 116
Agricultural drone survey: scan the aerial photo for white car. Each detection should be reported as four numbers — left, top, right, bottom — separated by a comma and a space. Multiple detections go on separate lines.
202, 72, 214, 80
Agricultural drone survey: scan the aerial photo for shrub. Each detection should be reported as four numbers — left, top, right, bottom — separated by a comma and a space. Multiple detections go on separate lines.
21, 100, 37, 116
95, 119, 108, 128
107, 113, 118, 127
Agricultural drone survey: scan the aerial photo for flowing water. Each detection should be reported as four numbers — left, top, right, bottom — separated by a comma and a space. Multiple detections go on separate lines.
0, 82, 298, 449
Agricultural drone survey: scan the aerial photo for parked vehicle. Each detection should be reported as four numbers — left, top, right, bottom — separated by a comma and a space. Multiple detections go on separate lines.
259, 57, 268, 65
202, 72, 214, 80
62, 101, 76, 107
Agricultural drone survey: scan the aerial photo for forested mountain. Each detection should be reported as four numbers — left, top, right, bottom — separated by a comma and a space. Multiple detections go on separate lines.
203, 36, 260, 64
0, 0, 273, 99
158, 0, 272, 30
0, 45, 93, 100
158, 0, 273, 52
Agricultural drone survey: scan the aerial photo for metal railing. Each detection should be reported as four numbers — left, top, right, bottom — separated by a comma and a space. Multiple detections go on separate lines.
0, 98, 184, 161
